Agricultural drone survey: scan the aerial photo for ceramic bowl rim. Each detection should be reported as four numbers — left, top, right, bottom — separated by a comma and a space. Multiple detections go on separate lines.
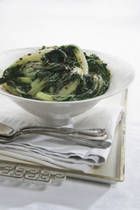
0, 47, 135, 104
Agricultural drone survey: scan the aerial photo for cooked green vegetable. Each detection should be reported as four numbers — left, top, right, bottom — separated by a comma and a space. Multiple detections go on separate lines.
0, 45, 111, 101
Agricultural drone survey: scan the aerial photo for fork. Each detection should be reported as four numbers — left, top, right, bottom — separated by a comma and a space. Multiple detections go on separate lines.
0, 122, 110, 148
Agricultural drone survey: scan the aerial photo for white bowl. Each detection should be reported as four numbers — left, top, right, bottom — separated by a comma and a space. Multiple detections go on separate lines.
0, 47, 134, 125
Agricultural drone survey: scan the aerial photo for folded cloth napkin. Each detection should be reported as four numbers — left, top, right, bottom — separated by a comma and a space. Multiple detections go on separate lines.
0, 100, 124, 173
8, 202, 78, 210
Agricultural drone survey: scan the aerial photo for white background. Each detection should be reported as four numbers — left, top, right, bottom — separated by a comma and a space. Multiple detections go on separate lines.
0, 0, 140, 209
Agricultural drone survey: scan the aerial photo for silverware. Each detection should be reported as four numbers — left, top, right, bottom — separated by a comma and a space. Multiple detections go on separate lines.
0, 122, 109, 148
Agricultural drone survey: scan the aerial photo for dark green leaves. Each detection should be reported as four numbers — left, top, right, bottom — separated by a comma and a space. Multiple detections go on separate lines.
41, 49, 67, 64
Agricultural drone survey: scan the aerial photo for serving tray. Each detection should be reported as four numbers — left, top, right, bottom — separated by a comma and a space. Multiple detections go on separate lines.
0, 90, 127, 186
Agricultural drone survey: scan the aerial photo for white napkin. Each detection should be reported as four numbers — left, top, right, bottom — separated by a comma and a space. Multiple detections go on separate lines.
0, 101, 123, 173
8, 202, 78, 210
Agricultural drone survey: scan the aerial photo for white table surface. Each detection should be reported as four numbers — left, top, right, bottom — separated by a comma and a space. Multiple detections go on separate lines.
0, 0, 140, 209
